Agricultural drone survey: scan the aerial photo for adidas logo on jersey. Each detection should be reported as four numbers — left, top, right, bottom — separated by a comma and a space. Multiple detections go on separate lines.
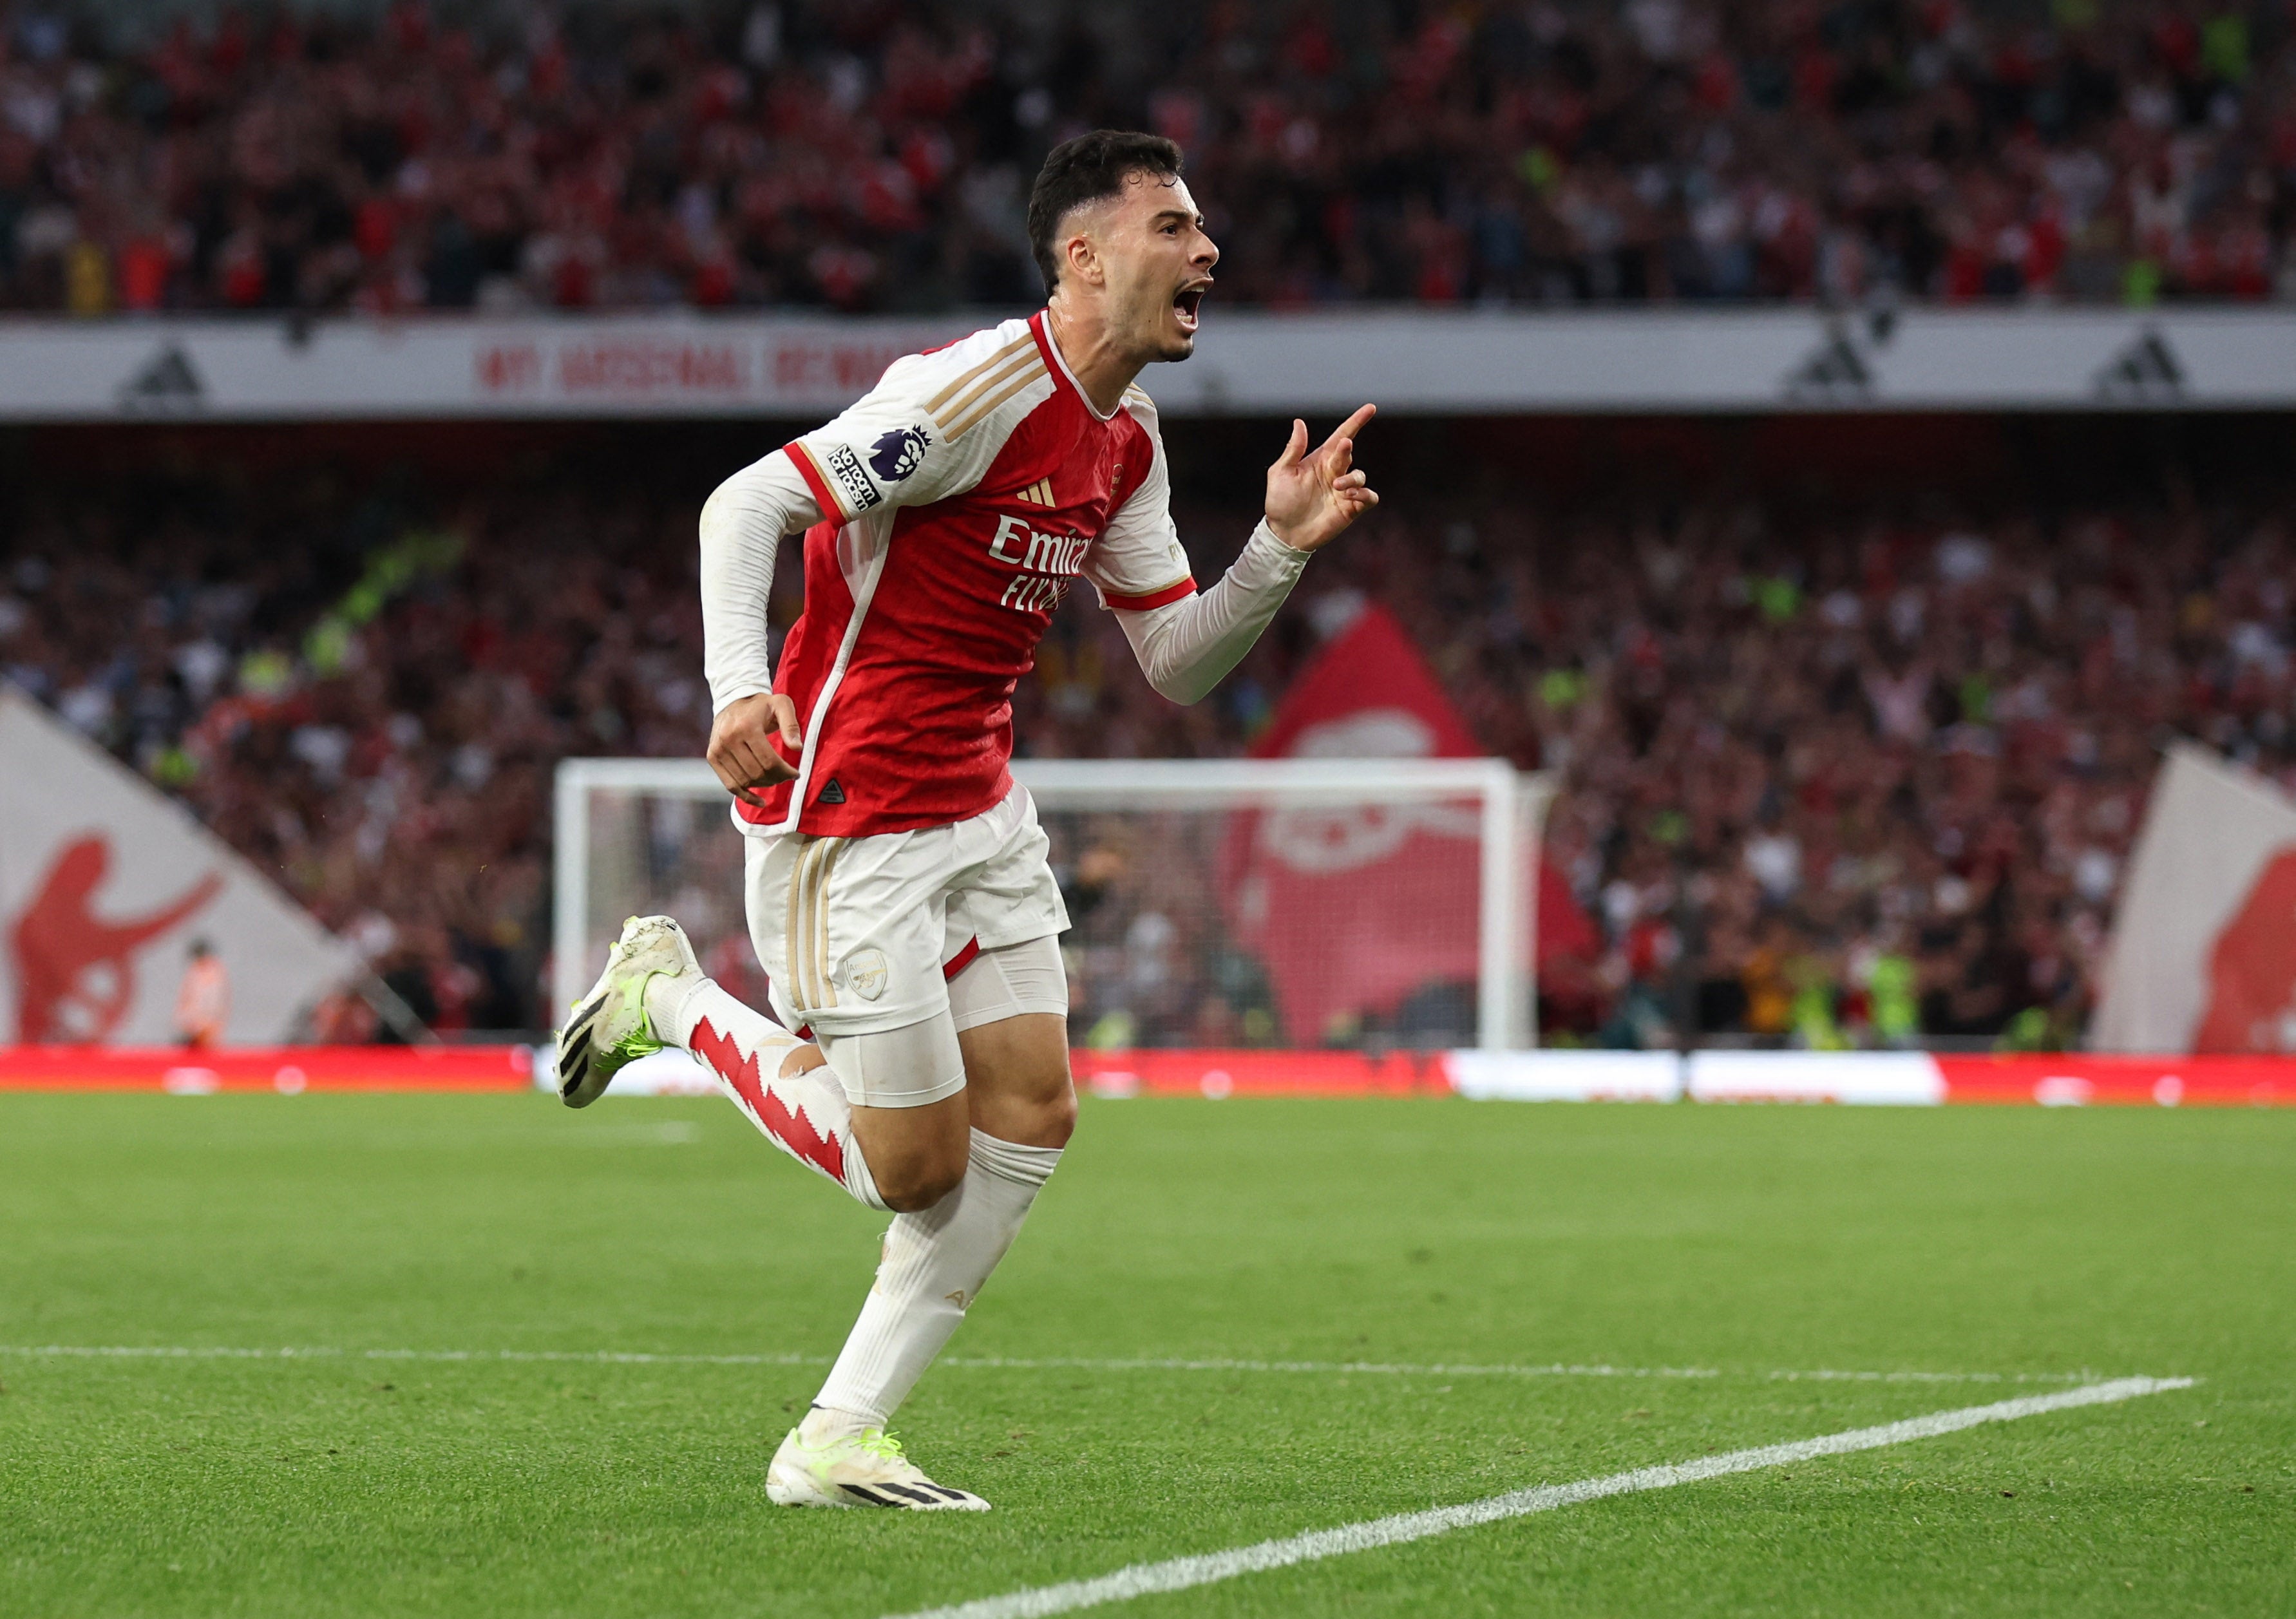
1015, 477, 1055, 506
817, 778, 846, 806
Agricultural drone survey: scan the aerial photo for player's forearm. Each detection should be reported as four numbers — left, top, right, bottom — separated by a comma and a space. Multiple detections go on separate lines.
699, 452, 824, 713
1116, 520, 1310, 705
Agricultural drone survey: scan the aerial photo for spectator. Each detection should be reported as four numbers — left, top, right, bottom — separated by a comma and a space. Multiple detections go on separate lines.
1, 1, 2293, 315
174, 937, 227, 1048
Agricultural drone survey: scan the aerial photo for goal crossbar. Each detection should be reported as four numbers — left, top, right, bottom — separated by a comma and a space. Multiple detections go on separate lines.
554, 757, 1553, 1050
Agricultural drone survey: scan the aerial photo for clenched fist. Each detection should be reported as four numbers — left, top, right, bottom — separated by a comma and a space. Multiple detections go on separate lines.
708, 692, 803, 808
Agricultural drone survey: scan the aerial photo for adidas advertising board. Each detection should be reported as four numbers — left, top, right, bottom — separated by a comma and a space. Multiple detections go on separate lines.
4, 310, 2296, 419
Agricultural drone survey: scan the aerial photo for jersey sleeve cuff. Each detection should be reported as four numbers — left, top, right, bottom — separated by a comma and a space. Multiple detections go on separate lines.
783, 442, 849, 524
710, 681, 775, 715
1248, 518, 1313, 566
1103, 576, 1198, 612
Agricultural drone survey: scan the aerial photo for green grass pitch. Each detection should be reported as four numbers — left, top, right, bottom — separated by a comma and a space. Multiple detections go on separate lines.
2, 1092, 2290, 1617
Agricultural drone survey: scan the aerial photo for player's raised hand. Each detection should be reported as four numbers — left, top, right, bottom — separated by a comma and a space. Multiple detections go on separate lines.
1263, 404, 1378, 553
707, 691, 803, 808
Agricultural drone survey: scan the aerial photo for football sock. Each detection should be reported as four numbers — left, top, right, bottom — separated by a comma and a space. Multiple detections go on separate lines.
654, 974, 887, 1211
808, 1128, 1062, 1433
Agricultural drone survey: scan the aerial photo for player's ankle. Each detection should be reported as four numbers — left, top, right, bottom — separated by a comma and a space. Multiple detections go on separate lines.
798, 1403, 878, 1445
643, 971, 705, 1042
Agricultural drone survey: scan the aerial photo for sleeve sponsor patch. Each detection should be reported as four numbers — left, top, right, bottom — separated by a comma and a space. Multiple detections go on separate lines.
867, 424, 933, 482
824, 442, 884, 513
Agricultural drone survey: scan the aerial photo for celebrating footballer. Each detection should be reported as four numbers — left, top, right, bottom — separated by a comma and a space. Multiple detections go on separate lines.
556, 129, 1377, 1511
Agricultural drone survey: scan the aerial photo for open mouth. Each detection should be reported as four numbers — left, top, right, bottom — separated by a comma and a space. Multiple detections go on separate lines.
1172, 284, 1208, 331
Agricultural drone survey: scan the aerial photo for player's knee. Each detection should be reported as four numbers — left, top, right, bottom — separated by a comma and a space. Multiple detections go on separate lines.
862, 1105, 972, 1211
877, 1148, 966, 1212
1020, 1041, 1077, 1146
966, 1061, 1075, 1150
882, 1180, 958, 1214
1034, 1082, 1077, 1148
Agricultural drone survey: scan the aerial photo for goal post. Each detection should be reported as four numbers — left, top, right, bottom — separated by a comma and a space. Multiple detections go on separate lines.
554, 757, 1555, 1051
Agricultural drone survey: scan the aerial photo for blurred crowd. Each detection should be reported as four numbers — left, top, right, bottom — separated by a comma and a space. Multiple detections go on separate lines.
1316, 486, 2244, 1051
6, 423, 2291, 1048
4, 0, 2296, 315
1034, 471, 2282, 1054
0, 460, 708, 1037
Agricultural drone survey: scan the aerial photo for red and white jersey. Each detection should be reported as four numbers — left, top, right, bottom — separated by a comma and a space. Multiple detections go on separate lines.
753, 310, 1196, 837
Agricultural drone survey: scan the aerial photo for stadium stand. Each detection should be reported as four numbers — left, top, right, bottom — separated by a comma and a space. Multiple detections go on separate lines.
4, 416, 2287, 1048
1, 0, 2292, 314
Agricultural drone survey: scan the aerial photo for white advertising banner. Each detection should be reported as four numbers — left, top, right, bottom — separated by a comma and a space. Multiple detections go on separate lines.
1448, 1049, 1682, 1102
1684, 1049, 1948, 1105
0, 688, 360, 1045
0, 306, 2291, 421
2094, 743, 2296, 1054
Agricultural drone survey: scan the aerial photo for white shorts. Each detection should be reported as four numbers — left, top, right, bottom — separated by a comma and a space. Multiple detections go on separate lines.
745, 782, 1069, 1108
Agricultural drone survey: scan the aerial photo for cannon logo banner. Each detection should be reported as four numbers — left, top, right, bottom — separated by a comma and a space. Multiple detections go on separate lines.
0, 689, 358, 1044
1217, 605, 1594, 1045
2094, 742, 2296, 1053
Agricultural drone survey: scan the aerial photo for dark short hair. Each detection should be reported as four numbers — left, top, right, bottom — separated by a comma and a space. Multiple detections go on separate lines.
1026, 129, 1186, 296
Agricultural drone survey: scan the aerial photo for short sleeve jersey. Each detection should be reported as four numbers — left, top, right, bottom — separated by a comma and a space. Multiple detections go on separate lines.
754, 310, 1195, 837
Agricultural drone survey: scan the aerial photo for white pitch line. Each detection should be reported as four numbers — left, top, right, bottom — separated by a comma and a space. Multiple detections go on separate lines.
887, 1376, 2194, 1619
0, 1345, 2102, 1385
1763, 1367, 2097, 1385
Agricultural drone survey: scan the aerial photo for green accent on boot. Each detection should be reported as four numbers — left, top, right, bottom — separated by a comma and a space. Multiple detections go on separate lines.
594, 970, 670, 1079
854, 1428, 907, 1464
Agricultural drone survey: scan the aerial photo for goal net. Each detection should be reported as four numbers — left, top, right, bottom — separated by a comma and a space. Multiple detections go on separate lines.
553, 758, 1554, 1052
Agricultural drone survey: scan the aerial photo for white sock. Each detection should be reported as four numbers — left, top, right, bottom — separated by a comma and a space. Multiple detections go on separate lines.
808, 1128, 1061, 1433
652, 974, 887, 1211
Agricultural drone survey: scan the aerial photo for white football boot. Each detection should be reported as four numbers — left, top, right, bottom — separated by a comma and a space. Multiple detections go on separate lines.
555, 915, 703, 1107
767, 1419, 991, 1511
